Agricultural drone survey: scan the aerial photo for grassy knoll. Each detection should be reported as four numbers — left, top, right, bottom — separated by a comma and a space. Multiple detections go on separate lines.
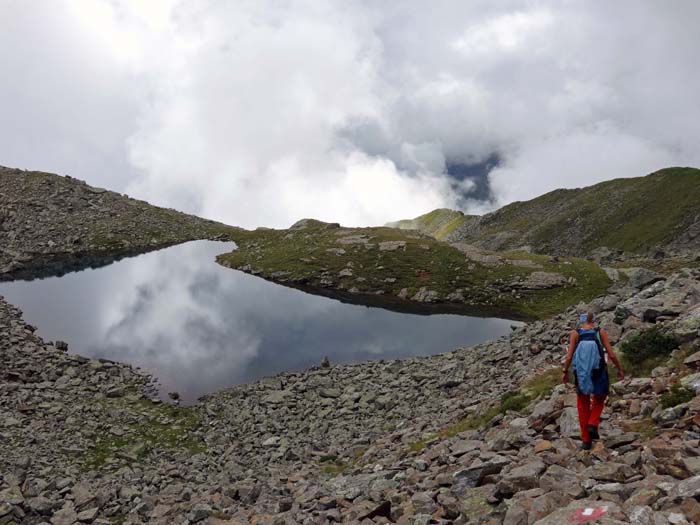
220, 220, 610, 320
387, 208, 474, 240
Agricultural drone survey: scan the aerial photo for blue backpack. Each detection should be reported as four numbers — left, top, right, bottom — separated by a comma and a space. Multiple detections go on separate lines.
573, 328, 607, 395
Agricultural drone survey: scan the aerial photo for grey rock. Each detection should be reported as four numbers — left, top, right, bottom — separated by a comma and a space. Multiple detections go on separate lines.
411, 287, 439, 303
50, 506, 78, 525
627, 506, 654, 525
672, 475, 700, 499
410, 492, 437, 515
680, 372, 700, 393
452, 455, 510, 492
557, 407, 580, 438
621, 268, 665, 290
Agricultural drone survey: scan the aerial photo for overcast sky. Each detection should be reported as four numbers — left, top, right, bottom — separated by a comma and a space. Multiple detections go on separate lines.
2, 1, 699, 228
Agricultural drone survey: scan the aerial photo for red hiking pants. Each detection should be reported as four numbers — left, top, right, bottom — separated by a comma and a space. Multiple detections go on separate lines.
577, 393, 606, 442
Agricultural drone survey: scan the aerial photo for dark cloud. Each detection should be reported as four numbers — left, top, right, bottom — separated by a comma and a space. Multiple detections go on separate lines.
447, 154, 501, 202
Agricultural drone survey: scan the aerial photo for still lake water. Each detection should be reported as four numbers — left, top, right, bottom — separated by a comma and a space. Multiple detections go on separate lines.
0, 241, 517, 402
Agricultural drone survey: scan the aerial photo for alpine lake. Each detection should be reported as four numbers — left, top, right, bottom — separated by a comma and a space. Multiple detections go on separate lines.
0, 241, 519, 403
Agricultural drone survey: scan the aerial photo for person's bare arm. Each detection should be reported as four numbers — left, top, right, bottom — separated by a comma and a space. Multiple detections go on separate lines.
562, 330, 578, 383
600, 328, 625, 380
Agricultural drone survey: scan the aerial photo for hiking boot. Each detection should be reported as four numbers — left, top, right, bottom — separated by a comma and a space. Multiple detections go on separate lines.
582, 441, 592, 451
588, 425, 600, 441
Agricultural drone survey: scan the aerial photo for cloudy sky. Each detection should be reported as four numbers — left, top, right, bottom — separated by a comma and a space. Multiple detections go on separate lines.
2, 1, 699, 228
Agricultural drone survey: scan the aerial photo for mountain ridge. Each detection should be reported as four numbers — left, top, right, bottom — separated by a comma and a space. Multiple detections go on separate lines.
389, 167, 700, 257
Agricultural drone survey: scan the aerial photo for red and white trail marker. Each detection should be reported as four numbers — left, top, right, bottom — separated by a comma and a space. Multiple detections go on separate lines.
569, 506, 608, 523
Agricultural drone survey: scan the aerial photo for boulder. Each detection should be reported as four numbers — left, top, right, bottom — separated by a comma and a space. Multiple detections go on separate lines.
501, 460, 546, 493
514, 272, 567, 290
50, 505, 78, 525
583, 462, 635, 483
453, 456, 510, 492
539, 465, 585, 498
672, 475, 700, 499
557, 407, 580, 438
621, 268, 665, 290
680, 373, 700, 393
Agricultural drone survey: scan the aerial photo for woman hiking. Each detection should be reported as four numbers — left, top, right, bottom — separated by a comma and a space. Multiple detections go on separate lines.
562, 311, 625, 450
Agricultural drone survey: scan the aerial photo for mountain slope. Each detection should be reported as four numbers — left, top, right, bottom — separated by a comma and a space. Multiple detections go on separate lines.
395, 167, 700, 257
0, 166, 239, 280
386, 208, 477, 240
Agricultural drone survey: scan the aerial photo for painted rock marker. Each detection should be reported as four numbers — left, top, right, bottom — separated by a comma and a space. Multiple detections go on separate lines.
569, 506, 608, 522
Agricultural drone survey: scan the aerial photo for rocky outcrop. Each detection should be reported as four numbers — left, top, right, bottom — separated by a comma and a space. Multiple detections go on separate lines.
2, 266, 700, 523
0, 166, 239, 281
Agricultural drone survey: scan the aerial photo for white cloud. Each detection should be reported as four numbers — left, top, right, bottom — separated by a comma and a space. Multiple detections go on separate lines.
1, 1, 699, 226
489, 126, 678, 205
452, 8, 554, 54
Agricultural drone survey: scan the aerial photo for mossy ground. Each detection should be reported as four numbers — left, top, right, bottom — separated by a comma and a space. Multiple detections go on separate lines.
222, 222, 610, 320
610, 257, 700, 276
319, 447, 367, 477
619, 327, 680, 377
402, 368, 561, 453
622, 417, 658, 440
388, 208, 470, 240
83, 398, 206, 471
659, 384, 695, 408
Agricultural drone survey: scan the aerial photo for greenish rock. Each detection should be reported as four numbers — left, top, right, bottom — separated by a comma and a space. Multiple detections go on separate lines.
319, 388, 342, 399
680, 372, 700, 393
458, 486, 501, 521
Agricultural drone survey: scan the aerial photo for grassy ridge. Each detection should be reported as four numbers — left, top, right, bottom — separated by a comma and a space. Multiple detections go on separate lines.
392, 168, 700, 256
387, 208, 473, 240
222, 220, 610, 320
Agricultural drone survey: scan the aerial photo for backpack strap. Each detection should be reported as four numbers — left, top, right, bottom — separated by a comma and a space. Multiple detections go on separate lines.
594, 328, 606, 359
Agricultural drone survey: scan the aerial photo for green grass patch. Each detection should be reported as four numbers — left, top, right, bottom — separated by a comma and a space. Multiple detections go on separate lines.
319, 447, 367, 477
438, 367, 561, 436
407, 440, 428, 453
659, 384, 695, 409
83, 399, 206, 470
522, 368, 561, 398
619, 327, 680, 377
622, 417, 658, 440
387, 208, 469, 239
441, 406, 502, 436
218, 221, 610, 320
499, 391, 531, 413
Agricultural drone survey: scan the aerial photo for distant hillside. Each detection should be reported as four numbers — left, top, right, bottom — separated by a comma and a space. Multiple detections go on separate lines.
386, 208, 479, 240
392, 167, 700, 257
0, 166, 239, 280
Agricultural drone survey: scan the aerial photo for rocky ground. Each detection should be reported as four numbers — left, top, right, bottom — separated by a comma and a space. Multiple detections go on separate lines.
0, 166, 239, 281
217, 219, 610, 320
3, 166, 700, 523
3, 261, 700, 524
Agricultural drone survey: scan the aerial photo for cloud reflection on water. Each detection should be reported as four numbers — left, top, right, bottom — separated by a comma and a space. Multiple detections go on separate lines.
0, 241, 516, 402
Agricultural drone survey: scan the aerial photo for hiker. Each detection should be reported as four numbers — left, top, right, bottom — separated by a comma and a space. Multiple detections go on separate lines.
562, 311, 625, 450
